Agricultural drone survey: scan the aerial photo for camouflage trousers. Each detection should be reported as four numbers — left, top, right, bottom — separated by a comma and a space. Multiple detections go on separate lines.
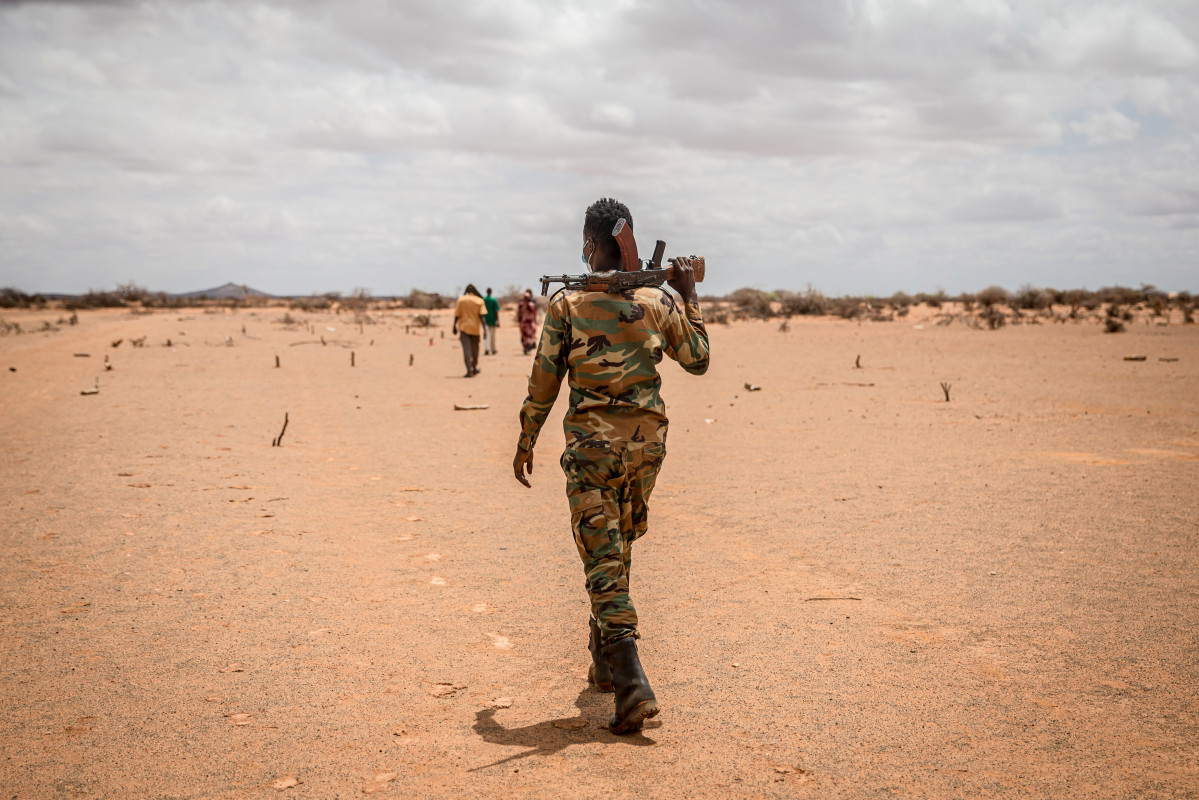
561, 440, 666, 646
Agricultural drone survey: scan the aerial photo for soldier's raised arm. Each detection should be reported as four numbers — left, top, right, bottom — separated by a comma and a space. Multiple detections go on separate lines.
661, 281, 705, 379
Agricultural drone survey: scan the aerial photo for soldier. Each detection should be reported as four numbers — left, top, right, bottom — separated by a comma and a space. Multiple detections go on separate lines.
512, 197, 709, 734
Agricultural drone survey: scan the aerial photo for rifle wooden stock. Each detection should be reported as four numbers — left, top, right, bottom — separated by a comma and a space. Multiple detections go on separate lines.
666, 256, 706, 284
612, 218, 639, 272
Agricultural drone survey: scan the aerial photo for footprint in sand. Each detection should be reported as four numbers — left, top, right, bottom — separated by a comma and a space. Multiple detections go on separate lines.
487, 633, 512, 650
430, 576, 446, 586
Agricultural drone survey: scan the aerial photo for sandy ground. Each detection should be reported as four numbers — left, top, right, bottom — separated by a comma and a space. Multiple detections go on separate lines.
1, 305, 1196, 799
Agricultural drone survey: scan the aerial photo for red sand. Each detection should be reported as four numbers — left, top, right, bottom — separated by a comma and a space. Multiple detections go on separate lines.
1, 306, 1196, 798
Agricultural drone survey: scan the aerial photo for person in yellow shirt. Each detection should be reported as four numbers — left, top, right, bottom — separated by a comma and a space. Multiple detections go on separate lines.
452, 284, 487, 377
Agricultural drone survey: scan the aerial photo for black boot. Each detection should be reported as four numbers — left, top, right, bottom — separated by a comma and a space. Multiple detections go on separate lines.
602, 636, 658, 734
587, 617, 614, 693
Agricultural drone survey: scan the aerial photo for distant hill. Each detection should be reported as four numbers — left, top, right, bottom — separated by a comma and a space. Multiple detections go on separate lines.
173, 282, 280, 300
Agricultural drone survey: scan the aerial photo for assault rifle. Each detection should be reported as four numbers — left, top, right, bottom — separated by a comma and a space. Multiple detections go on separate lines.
539, 218, 706, 296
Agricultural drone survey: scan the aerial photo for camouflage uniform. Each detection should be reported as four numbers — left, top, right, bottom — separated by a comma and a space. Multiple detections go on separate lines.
518, 286, 709, 645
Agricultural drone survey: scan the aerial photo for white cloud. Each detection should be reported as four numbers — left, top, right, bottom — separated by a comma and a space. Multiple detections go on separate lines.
1070, 107, 1141, 145
590, 102, 636, 130
0, 0, 1196, 296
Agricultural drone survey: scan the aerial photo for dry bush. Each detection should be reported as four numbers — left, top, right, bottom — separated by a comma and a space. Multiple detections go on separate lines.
778, 286, 827, 316
404, 290, 452, 310
1104, 318, 1126, 333
915, 291, 947, 308
1178, 292, 1195, 324
828, 297, 863, 319
980, 306, 1007, 329
1013, 284, 1052, 310
727, 288, 774, 319
1061, 289, 1088, 319
290, 294, 334, 311
0, 288, 45, 308
1096, 285, 1143, 306
976, 286, 1010, 309
340, 288, 372, 313
77, 289, 126, 308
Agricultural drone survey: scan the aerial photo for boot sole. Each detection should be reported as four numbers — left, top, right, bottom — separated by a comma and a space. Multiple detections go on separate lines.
608, 700, 659, 735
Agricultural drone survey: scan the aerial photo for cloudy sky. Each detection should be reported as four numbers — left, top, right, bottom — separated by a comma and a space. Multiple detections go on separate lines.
1, 0, 1196, 297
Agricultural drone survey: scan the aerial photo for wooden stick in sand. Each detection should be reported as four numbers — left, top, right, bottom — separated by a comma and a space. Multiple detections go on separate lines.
272, 413, 289, 447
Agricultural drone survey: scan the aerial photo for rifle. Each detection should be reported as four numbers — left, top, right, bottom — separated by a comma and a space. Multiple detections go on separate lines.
540, 218, 706, 296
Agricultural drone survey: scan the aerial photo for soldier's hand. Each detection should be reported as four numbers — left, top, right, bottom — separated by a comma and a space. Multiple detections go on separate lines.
513, 446, 534, 488
667, 257, 699, 305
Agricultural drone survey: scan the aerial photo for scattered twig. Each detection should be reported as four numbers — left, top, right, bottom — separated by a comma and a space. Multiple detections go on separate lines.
854, 354, 861, 369
804, 596, 861, 602
941, 381, 952, 402
1123, 355, 1147, 361
409, 354, 414, 367
744, 382, 761, 391
453, 404, 489, 411
80, 378, 99, 396
275, 355, 280, 368
351, 351, 355, 367
272, 412, 289, 447
1159, 357, 1179, 362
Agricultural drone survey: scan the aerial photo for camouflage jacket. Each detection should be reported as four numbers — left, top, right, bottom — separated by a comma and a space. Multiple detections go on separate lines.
517, 286, 709, 451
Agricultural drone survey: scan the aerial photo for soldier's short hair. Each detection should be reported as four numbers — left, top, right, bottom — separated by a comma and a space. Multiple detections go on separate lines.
584, 198, 632, 264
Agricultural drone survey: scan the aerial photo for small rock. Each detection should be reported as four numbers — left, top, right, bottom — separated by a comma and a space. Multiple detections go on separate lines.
272, 776, 300, 790
552, 718, 587, 731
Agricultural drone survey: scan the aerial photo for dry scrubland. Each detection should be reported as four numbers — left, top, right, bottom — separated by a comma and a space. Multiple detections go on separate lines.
1, 302, 1197, 799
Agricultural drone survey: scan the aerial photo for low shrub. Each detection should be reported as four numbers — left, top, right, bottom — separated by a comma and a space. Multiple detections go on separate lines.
404, 290, 452, 310
727, 288, 774, 319
976, 285, 1010, 309
778, 287, 827, 316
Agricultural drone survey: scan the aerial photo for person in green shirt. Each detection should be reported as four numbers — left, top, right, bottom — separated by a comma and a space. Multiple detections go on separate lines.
483, 288, 500, 355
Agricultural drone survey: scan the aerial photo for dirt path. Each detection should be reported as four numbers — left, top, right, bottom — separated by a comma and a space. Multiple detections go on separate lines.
1, 307, 1196, 798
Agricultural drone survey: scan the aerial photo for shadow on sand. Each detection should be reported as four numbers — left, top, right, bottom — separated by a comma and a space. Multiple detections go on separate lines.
469, 686, 658, 771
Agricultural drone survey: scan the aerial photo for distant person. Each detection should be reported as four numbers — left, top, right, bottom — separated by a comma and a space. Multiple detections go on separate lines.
452, 284, 486, 377
517, 289, 539, 355
512, 197, 709, 735
483, 288, 500, 355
